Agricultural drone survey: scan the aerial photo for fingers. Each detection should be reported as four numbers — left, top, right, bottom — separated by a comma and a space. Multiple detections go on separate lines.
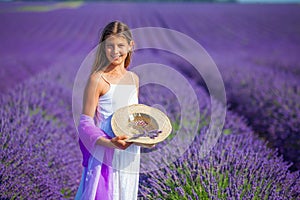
118, 139, 127, 146
111, 135, 132, 150
145, 144, 155, 148
149, 144, 156, 148
117, 135, 129, 140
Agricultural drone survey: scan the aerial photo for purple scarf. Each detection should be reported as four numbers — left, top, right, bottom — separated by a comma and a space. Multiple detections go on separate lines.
77, 114, 114, 200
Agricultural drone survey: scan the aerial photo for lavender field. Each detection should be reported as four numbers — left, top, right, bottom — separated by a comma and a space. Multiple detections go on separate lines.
1, 1, 300, 199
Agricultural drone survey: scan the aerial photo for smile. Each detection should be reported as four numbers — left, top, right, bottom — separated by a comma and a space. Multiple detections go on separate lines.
111, 54, 122, 59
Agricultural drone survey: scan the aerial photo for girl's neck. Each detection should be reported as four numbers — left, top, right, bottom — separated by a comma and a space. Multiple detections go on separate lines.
103, 64, 127, 77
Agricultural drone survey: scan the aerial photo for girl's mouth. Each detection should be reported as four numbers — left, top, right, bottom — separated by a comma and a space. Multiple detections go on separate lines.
111, 54, 122, 59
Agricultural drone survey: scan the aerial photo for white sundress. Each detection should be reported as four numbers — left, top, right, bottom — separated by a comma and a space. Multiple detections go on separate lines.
75, 71, 141, 200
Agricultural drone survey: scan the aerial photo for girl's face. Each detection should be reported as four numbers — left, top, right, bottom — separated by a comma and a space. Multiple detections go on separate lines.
104, 35, 132, 66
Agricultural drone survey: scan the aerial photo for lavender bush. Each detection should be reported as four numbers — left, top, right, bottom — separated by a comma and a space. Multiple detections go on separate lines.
0, 69, 81, 199
138, 80, 300, 199
220, 62, 300, 171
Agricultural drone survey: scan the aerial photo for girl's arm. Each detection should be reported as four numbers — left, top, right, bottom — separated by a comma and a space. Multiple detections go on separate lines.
79, 73, 131, 150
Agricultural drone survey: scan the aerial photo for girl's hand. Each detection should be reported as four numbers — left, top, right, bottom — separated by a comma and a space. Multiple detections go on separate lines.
111, 136, 132, 150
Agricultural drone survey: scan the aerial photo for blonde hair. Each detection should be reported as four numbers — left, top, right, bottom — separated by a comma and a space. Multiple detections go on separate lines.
91, 21, 133, 74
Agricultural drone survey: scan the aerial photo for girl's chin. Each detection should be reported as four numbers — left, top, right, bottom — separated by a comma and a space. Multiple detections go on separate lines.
109, 59, 123, 66
108, 57, 126, 65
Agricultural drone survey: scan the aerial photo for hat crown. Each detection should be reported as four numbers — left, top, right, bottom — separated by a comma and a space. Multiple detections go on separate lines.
111, 104, 172, 144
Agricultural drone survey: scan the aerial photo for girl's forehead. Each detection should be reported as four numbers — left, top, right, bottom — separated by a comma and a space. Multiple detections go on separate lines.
105, 35, 127, 43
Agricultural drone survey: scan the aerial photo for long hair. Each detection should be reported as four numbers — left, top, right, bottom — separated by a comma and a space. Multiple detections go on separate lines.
91, 21, 133, 74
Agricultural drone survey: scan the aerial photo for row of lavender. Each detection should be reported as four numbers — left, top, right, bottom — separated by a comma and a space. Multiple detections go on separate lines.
0, 65, 82, 199
166, 49, 300, 171
133, 46, 300, 172
189, 6, 300, 170
0, 1, 95, 93
204, 7, 300, 171
136, 66, 300, 199
218, 61, 300, 171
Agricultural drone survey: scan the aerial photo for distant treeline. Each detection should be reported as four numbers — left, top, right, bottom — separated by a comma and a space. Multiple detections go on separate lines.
12, 0, 237, 2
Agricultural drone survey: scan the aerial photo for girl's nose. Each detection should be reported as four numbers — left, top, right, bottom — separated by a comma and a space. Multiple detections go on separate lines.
113, 45, 119, 53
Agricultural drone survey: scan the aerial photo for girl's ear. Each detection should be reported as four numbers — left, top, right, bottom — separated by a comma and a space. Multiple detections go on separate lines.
129, 40, 135, 51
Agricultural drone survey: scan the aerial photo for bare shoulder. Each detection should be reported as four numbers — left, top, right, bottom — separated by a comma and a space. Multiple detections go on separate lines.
86, 71, 106, 94
88, 72, 101, 86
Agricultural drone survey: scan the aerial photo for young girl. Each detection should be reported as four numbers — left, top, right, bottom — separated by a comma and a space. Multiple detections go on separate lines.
75, 21, 149, 200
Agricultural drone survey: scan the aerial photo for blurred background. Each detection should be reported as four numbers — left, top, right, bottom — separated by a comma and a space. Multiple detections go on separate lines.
1, 0, 299, 199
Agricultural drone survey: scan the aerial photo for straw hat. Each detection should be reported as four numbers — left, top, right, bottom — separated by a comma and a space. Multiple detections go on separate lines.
111, 104, 172, 144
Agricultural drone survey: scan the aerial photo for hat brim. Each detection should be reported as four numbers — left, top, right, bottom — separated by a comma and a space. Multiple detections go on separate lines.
111, 104, 172, 144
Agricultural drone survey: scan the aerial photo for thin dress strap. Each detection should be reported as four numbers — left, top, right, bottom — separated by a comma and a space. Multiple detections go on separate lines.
130, 71, 139, 100
100, 73, 111, 85
130, 71, 136, 86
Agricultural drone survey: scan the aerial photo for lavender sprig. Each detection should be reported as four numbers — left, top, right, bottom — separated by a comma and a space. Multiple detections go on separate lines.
129, 129, 162, 140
